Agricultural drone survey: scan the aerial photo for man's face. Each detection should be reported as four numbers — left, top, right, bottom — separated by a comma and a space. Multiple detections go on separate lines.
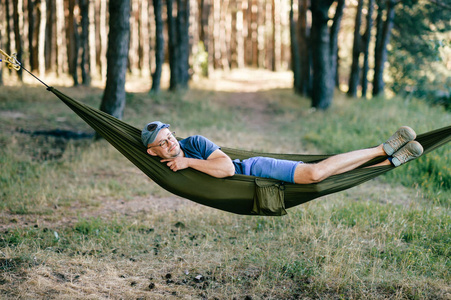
146, 128, 181, 159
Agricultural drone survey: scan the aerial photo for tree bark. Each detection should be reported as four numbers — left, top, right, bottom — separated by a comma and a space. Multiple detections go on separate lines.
140, 0, 150, 76
310, 0, 334, 110
88, 0, 97, 77
348, 0, 364, 97
80, 0, 90, 85
361, 0, 374, 98
373, 0, 395, 97
330, 0, 345, 90
12, 0, 24, 81
37, 0, 46, 77
99, 0, 107, 80
28, 0, 36, 70
99, 0, 130, 120
67, 0, 80, 86
298, 0, 311, 96
177, 0, 190, 87
290, 0, 301, 94
167, 0, 179, 90
56, 0, 67, 75
151, 0, 164, 93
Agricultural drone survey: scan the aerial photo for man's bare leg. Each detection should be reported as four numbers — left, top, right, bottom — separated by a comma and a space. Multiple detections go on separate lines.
293, 144, 390, 184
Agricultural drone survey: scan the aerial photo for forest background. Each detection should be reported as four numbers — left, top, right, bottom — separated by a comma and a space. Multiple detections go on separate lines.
1, 0, 450, 113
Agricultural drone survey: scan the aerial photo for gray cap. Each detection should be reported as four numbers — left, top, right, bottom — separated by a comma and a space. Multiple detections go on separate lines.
141, 121, 170, 147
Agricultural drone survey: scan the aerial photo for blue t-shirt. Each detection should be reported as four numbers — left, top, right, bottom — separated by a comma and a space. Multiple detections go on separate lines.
179, 135, 220, 160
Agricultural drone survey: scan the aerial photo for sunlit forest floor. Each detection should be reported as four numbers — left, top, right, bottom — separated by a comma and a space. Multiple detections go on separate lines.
1, 69, 450, 299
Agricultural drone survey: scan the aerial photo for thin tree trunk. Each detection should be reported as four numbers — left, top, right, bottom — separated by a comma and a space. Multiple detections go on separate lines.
272, 0, 281, 71
88, 0, 97, 77
213, 0, 220, 68
151, 0, 164, 92
220, 0, 230, 70
236, 0, 244, 68
12, 0, 24, 81
167, 0, 179, 90
80, 0, 90, 85
99, 0, 107, 81
290, 0, 301, 94
56, 0, 66, 75
37, 0, 46, 77
99, 0, 130, 120
28, 0, 36, 70
45, 0, 55, 72
298, 0, 311, 96
129, 0, 139, 74
67, 0, 80, 86
373, 0, 395, 97
310, 0, 334, 110
330, 0, 345, 90
5, 0, 14, 74
140, 0, 150, 77
361, 0, 374, 98
348, 0, 364, 97
177, 0, 190, 87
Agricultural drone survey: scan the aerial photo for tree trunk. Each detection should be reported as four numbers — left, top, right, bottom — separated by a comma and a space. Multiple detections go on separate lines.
236, 0, 244, 68
28, 0, 36, 70
310, 0, 334, 110
79, 0, 90, 85
99, 0, 130, 120
151, 0, 164, 93
88, 0, 97, 77
348, 0, 364, 97
167, 0, 179, 90
361, 0, 374, 98
272, 0, 281, 71
373, 0, 395, 97
290, 0, 301, 94
298, 0, 311, 96
129, 0, 139, 73
140, 0, 150, 76
56, 0, 67, 76
177, 0, 190, 87
330, 0, 345, 90
45, 0, 55, 72
67, 0, 80, 86
37, 0, 46, 77
99, 0, 107, 80
5, 0, 14, 76
12, 0, 24, 81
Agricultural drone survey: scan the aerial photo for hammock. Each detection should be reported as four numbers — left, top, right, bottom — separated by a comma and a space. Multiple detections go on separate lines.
47, 87, 451, 216
2, 49, 449, 215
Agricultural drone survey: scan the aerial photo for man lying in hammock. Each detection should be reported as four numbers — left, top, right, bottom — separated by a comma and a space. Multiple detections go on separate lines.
141, 121, 424, 184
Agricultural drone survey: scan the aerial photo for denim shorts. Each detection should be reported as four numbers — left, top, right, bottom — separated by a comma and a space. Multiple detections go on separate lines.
233, 156, 302, 183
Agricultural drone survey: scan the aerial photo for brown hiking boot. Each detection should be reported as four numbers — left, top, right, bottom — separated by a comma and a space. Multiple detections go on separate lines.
391, 141, 424, 167
383, 126, 417, 156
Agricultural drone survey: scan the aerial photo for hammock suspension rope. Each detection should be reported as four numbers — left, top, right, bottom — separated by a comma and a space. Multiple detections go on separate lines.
0, 49, 50, 88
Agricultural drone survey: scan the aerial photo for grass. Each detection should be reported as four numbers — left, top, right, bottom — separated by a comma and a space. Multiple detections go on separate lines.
1, 70, 451, 299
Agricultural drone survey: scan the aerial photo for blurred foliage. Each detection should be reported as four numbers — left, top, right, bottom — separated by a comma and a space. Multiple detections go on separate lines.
388, 0, 451, 109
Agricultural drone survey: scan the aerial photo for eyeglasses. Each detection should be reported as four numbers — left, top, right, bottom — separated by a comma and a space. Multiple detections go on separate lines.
147, 132, 176, 149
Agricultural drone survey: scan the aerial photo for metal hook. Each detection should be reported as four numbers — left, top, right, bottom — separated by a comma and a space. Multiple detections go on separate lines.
0, 49, 21, 71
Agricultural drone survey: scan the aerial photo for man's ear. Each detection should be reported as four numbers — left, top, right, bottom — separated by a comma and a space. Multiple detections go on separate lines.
147, 148, 157, 156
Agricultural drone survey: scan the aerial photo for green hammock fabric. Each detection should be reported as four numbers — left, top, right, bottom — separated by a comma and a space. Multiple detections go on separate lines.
48, 87, 451, 216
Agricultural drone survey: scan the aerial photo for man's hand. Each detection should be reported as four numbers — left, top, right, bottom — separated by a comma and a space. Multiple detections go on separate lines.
160, 149, 235, 178
161, 157, 190, 172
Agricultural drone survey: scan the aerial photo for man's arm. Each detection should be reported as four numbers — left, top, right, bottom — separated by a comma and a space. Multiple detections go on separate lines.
160, 149, 235, 178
